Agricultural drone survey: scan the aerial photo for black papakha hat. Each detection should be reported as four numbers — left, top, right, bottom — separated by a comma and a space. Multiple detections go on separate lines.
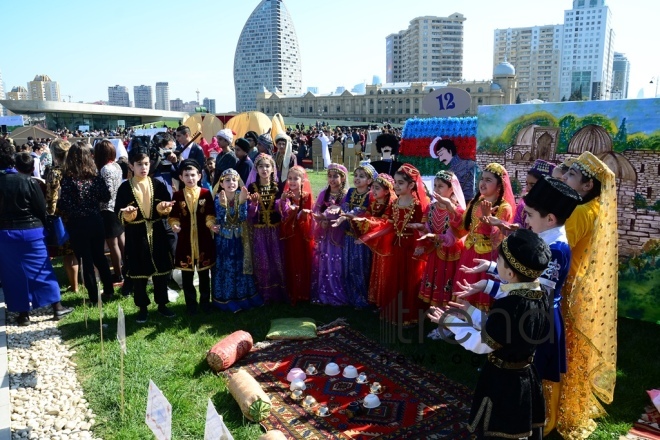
177, 158, 202, 176
375, 133, 399, 155
523, 176, 582, 221
500, 229, 551, 279
235, 138, 251, 154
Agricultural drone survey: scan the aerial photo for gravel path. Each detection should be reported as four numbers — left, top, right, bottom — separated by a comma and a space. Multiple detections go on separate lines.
6, 307, 100, 440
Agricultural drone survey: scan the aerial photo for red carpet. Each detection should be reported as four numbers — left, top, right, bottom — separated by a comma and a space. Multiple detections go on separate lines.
227, 325, 473, 439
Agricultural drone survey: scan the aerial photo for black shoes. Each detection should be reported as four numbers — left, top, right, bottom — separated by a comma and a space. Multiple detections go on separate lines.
157, 305, 176, 318
53, 304, 74, 320
17, 313, 30, 326
136, 307, 149, 324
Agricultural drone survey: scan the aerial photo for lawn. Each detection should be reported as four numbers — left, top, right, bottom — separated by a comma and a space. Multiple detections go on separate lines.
52, 169, 660, 439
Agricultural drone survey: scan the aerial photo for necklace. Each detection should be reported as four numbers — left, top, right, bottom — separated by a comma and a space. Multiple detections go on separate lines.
349, 188, 369, 210
392, 198, 418, 245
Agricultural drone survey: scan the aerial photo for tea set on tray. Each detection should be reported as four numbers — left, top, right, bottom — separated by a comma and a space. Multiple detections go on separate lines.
286, 363, 384, 417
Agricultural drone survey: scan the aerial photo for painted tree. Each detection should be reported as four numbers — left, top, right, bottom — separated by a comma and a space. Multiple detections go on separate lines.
613, 118, 628, 152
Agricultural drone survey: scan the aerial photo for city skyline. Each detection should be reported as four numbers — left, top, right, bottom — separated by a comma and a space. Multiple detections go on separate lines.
0, 0, 657, 112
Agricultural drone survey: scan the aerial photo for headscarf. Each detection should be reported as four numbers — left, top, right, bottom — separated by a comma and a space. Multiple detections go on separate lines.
483, 162, 515, 212
274, 132, 293, 182
282, 165, 313, 200
434, 169, 466, 210
396, 163, 430, 213
245, 152, 278, 188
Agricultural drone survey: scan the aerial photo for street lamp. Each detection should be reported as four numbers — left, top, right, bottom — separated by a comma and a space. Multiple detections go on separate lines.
650, 77, 659, 97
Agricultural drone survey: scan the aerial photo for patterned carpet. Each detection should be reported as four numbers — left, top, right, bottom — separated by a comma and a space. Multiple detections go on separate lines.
227, 324, 474, 439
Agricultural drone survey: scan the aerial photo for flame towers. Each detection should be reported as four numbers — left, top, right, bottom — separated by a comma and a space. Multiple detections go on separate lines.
234, 0, 302, 112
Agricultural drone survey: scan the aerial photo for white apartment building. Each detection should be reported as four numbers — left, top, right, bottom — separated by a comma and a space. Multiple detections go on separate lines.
493, 25, 563, 102
234, 0, 302, 112
155, 82, 170, 111
386, 14, 466, 83
134, 85, 153, 109
0, 68, 5, 116
560, 0, 614, 101
27, 75, 60, 101
108, 85, 130, 107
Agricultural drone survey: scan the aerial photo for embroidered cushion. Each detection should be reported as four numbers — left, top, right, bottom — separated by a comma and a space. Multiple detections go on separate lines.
266, 318, 317, 340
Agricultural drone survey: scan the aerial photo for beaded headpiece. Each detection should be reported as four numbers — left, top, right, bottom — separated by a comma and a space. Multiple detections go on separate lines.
374, 173, 395, 190
356, 160, 378, 180
484, 162, 507, 177
398, 163, 420, 179
528, 159, 555, 177
327, 163, 348, 179
220, 168, 240, 180
434, 170, 454, 183
254, 152, 275, 168
571, 151, 611, 183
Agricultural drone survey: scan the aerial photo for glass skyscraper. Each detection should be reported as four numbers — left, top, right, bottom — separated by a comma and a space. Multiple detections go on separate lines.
234, 0, 302, 112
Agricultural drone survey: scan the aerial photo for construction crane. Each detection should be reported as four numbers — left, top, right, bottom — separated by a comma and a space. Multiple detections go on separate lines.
195, 89, 200, 104
63, 95, 72, 102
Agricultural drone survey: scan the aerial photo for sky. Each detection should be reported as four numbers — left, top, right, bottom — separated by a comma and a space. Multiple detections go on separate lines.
1, 0, 658, 112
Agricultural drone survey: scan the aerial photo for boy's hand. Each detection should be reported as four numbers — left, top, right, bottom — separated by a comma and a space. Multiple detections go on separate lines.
459, 258, 491, 274
455, 279, 487, 298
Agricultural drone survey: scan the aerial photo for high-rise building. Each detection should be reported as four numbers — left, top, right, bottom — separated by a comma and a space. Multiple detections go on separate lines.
202, 98, 216, 114
306, 87, 319, 94
611, 52, 630, 99
7, 86, 28, 101
27, 74, 60, 101
133, 85, 153, 109
108, 85, 130, 107
170, 98, 184, 112
386, 14, 466, 83
493, 25, 563, 102
234, 0, 302, 112
155, 82, 170, 110
560, 0, 614, 101
0, 68, 5, 116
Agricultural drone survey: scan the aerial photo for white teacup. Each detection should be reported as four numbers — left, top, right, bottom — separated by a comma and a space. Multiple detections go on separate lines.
306, 365, 318, 375
370, 382, 382, 393
342, 365, 358, 379
290, 379, 306, 391
287, 368, 307, 382
324, 362, 340, 376
357, 373, 368, 383
363, 393, 381, 408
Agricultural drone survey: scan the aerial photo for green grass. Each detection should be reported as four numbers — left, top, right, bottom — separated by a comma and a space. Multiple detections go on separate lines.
54, 276, 660, 440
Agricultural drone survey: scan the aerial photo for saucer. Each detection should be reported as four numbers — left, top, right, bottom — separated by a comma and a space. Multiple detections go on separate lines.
291, 392, 304, 401
317, 409, 331, 418
369, 388, 382, 394
356, 378, 369, 384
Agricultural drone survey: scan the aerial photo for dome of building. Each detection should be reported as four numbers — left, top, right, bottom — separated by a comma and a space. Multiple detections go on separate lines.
493, 61, 515, 76
568, 124, 613, 155
491, 83, 502, 90
33, 74, 52, 81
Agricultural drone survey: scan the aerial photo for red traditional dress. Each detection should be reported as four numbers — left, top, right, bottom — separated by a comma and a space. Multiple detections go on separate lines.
278, 166, 315, 305
452, 163, 515, 310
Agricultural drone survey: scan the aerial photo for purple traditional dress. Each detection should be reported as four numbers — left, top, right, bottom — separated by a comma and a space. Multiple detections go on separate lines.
246, 154, 287, 303
311, 163, 349, 306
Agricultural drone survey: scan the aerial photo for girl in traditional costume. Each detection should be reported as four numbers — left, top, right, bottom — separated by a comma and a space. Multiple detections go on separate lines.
277, 165, 315, 305
512, 159, 555, 230
453, 162, 515, 310
115, 145, 175, 323
353, 173, 397, 309
212, 169, 262, 312
168, 159, 216, 314
554, 151, 617, 439
380, 164, 430, 325
418, 170, 466, 310
334, 161, 379, 308
246, 153, 287, 303
311, 163, 348, 305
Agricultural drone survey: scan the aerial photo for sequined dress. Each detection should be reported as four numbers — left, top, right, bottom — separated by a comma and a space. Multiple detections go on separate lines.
311, 189, 348, 305
248, 182, 287, 303
212, 193, 262, 312
340, 188, 372, 308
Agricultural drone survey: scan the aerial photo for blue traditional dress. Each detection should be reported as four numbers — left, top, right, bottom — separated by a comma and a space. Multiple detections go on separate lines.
212, 192, 263, 312
340, 188, 372, 308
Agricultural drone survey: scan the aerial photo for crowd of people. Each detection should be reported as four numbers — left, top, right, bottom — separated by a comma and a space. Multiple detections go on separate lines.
0, 124, 617, 440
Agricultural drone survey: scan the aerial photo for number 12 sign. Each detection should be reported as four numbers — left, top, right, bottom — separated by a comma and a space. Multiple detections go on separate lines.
422, 87, 472, 117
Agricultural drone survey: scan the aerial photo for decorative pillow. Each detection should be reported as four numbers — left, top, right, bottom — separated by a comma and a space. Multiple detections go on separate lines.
258, 431, 288, 440
226, 368, 271, 422
266, 318, 317, 340
207, 331, 253, 372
